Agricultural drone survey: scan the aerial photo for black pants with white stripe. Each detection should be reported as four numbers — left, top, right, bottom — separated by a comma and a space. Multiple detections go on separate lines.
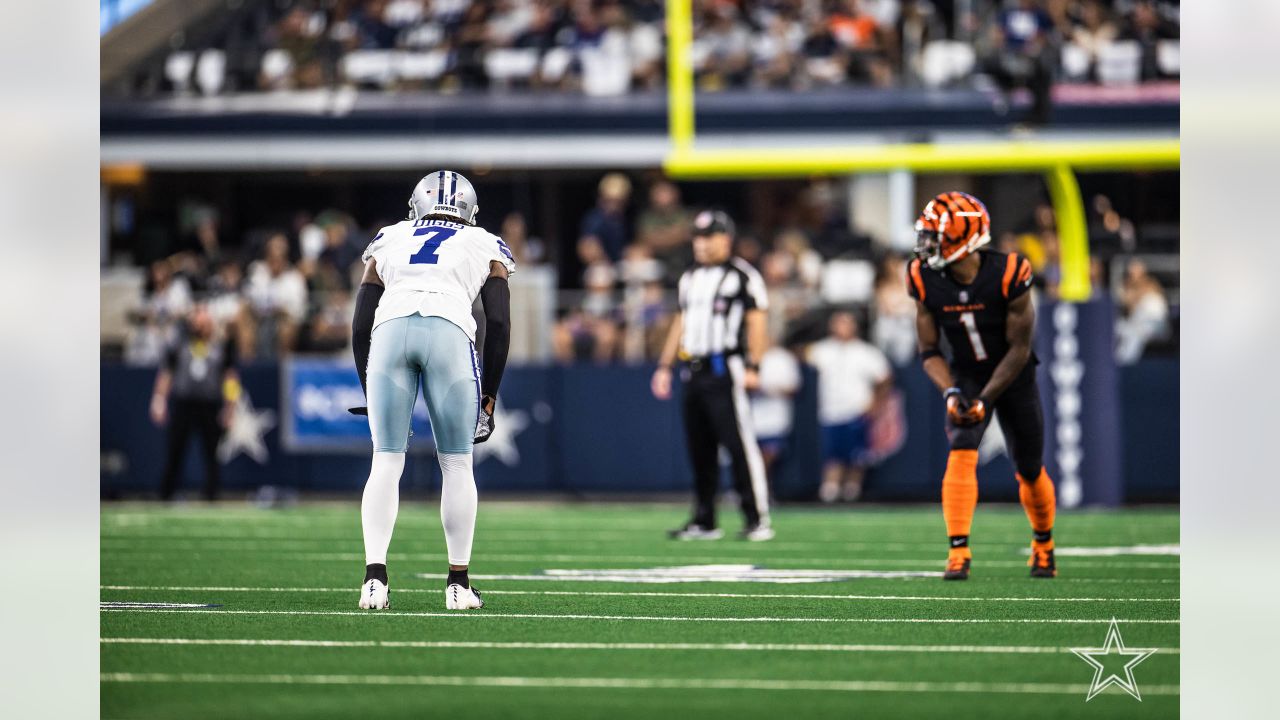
681, 358, 770, 529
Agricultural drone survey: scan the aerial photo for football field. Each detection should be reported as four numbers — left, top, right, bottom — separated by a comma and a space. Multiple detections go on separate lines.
101, 502, 1179, 718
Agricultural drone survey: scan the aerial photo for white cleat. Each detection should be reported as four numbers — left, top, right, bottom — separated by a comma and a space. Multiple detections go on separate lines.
740, 523, 775, 542
445, 584, 484, 610
358, 579, 389, 609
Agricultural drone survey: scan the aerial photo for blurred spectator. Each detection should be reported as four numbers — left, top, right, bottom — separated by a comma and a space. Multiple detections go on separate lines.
828, 0, 894, 86
1119, 0, 1179, 81
751, 346, 803, 483
872, 254, 918, 365
137, 0, 1178, 99
149, 305, 238, 502
578, 172, 632, 265
694, 3, 753, 90
1115, 258, 1170, 364
553, 262, 621, 363
635, 179, 693, 285
244, 233, 309, 358
752, 9, 804, 88
805, 179, 872, 259
806, 310, 892, 503
125, 259, 194, 366
302, 289, 355, 354
1069, 0, 1117, 80
618, 244, 666, 360
500, 211, 547, 266
774, 229, 825, 290
982, 0, 1056, 125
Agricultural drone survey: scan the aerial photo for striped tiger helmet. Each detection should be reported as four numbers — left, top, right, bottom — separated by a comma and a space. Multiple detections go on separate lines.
914, 191, 991, 270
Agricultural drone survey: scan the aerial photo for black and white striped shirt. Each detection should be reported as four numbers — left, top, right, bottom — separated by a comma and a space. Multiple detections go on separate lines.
678, 258, 769, 358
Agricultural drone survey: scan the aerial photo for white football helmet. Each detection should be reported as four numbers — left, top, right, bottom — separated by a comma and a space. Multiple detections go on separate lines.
408, 170, 479, 225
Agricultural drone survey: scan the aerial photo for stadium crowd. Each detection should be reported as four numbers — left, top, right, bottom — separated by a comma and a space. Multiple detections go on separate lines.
116, 172, 1174, 375
146, 0, 1179, 98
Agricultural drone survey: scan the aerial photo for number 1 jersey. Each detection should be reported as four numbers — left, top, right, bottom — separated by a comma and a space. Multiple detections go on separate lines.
906, 249, 1035, 377
362, 218, 517, 342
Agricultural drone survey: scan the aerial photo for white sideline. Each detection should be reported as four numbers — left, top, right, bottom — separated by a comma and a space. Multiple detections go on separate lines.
99, 585, 1178, 602
100, 637, 1181, 655
97, 607, 1179, 624
98, 672, 1180, 696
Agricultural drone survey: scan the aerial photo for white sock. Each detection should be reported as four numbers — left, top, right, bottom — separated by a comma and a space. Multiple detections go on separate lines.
361, 451, 405, 566
438, 451, 477, 566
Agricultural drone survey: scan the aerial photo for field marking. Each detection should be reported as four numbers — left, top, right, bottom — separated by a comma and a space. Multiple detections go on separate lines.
98, 607, 1179, 624
96, 548, 1180, 570
99, 531, 1180, 554
100, 602, 221, 609
98, 672, 1179, 696
1023, 544, 1179, 557
100, 585, 1178, 603
99, 637, 1180, 655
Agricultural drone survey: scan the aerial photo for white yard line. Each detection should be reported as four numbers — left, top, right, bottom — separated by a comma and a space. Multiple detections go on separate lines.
98, 672, 1180, 696
97, 607, 1179, 624
96, 549, 1180, 569
99, 585, 1177, 602
98, 637, 1180, 655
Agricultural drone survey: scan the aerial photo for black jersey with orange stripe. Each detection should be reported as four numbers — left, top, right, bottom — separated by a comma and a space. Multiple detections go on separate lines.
907, 250, 1036, 376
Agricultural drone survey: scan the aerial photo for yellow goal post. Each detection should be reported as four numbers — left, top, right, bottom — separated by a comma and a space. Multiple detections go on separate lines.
660, 0, 1179, 301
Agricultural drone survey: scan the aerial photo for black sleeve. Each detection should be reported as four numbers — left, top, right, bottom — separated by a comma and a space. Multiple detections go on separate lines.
471, 294, 486, 362
351, 282, 384, 396
478, 275, 511, 400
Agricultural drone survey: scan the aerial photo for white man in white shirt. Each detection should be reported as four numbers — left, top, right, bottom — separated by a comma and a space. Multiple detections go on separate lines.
806, 310, 892, 503
750, 346, 802, 483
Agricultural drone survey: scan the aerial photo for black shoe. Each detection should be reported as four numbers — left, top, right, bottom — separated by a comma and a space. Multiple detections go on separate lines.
668, 522, 724, 540
943, 556, 971, 581
1029, 545, 1057, 578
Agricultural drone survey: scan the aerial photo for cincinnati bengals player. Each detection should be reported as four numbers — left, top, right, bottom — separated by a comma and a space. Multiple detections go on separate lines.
907, 191, 1057, 581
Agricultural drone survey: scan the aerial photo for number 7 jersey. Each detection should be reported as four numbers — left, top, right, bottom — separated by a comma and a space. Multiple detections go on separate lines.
906, 250, 1034, 376
362, 218, 517, 342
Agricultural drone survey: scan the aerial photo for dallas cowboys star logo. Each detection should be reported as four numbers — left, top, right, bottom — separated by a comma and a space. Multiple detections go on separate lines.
473, 402, 528, 467
1071, 618, 1157, 701
217, 391, 277, 465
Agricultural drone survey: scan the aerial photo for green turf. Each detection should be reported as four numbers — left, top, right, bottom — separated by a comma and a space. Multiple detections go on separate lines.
101, 502, 1179, 719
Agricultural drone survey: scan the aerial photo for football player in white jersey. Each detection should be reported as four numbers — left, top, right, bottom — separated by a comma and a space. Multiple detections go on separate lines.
348, 170, 515, 610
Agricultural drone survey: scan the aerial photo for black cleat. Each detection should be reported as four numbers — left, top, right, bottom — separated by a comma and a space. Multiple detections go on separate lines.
1029, 545, 1057, 578
943, 552, 971, 581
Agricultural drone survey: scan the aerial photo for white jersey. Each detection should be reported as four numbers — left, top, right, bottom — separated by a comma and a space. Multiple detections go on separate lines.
362, 218, 516, 341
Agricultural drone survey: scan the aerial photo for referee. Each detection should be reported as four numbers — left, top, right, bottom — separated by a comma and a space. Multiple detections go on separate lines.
651, 210, 773, 541
149, 306, 239, 501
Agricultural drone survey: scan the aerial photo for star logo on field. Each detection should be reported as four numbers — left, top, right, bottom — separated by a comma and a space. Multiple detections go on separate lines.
218, 392, 277, 465
1071, 618, 1157, 701
473, 404, 528, 467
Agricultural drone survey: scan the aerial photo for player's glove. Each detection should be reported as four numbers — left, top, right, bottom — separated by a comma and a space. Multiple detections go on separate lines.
474, 395, 496, 444
958, 397, 987, 426
945, 387, 987, 426
944, 387, 968, 424
348, 406, 368, 416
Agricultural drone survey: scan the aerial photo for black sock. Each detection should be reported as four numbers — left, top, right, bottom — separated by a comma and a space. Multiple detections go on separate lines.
1033, 531, 1053, 544
949, 535, 969, 549
364, 563, 388, 585
447, 568, 469, 589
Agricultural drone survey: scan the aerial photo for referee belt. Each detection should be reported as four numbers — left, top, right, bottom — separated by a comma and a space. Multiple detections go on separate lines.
684, 353, 739, 376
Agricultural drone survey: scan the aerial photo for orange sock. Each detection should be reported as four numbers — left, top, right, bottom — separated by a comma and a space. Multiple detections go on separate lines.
1017, 467, 1057, 540
942, 450, 979, 541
